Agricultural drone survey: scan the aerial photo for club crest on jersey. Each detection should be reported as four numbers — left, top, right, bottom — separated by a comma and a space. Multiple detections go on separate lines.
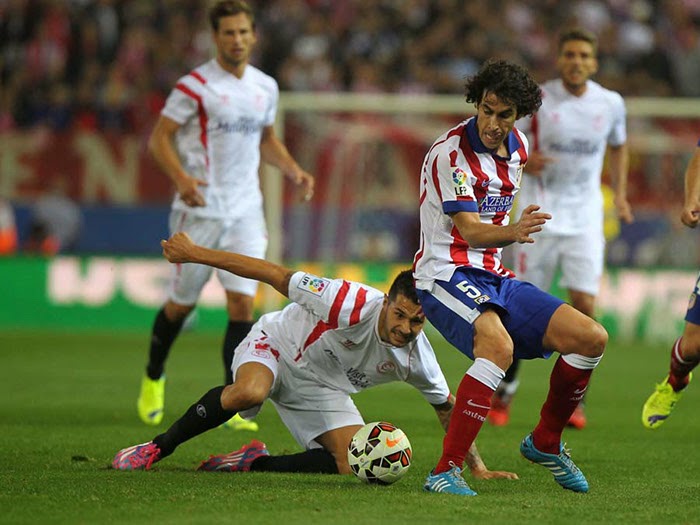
298, 274, 329, 296
376, 361, 396, 374
478, 194, 514, 213
452, 167, 469, 197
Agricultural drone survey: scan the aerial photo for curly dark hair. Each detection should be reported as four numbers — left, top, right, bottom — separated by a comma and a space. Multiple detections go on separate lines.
388, 270, 419, 305
465, 59, 542, 118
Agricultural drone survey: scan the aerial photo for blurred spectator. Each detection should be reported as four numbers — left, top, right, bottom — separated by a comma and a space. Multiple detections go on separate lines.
0, 0, 698, 134
25, 178, 82, 254
0, 197, 18, 255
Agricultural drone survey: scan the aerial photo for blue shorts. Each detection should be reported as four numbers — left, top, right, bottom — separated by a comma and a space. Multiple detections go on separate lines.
417, 268, 565, 361
684, 271, 700, 325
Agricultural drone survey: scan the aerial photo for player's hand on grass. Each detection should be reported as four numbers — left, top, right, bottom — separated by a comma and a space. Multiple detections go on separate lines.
513, 204, 551, 244
176, 175, 208, 207
470, 467, 519, 481
161, 232, 196, 263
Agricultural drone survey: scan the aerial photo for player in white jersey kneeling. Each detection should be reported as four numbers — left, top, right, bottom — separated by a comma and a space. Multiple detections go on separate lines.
490, 28, 634, 430
113, 232, 517, 482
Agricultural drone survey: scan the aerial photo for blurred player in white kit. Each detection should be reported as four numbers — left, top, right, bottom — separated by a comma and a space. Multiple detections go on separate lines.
490, 28, 634, 429
137, 0, 314, 430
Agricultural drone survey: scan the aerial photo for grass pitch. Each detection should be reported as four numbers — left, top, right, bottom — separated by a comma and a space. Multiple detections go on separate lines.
1, 329, 698, 524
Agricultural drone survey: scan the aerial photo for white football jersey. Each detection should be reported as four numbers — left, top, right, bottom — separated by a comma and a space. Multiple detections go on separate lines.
254, 272, 450, 405
515, 79, 626, 236
161, 59, 279, 219
413, 117, 529, 289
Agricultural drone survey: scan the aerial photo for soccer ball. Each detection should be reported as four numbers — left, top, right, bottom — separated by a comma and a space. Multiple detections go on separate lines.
347, 421, 412, 485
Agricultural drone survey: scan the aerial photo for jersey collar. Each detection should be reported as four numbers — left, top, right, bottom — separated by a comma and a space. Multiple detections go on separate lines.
464, 116, 519, 160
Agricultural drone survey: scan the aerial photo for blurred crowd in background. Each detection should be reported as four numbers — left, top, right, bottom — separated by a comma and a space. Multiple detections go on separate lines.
2, 0, 700, 134
2, 0, 700, 263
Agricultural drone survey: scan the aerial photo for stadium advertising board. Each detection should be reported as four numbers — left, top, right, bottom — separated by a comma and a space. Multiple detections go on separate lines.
0, 256, 693, 341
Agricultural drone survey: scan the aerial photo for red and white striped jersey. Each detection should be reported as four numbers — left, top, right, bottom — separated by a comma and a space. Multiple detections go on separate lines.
161, 59, 278, 219
413, 117, 528, 289
255, 271, 450, 405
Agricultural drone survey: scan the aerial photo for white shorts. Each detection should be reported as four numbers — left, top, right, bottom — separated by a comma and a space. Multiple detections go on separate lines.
231, 328, 364, 450
167, 209, 268, 304
512, 230, 604, 296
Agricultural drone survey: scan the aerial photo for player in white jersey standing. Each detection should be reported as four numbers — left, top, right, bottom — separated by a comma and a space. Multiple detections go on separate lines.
642, 139, 700, 429
489, 28, 634, 430
136, 1, 314, 430
413, 59, 608, 496
113, 232, 517, 483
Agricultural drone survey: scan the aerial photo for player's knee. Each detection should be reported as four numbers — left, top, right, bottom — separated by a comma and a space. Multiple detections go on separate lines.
164, 301, 194, 322
220, 383, 267, 411
474, 334, 513, 370
579, 318, 607, 358
682, 336, 700, 360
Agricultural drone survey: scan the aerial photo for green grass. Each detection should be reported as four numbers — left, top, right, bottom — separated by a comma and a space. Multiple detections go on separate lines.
1, 329, 698, 524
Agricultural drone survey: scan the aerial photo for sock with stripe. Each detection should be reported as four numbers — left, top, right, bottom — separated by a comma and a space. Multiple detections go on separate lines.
153, 386, 233, 458
668, 337, 698, 391
532, 354, 601, 454
434, 358, 504, 474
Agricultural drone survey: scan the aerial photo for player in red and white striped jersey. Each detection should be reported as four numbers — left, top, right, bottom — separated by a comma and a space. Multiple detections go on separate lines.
113, 232, 517, 481
414, 59, 608, 495
136, 1, 314, 430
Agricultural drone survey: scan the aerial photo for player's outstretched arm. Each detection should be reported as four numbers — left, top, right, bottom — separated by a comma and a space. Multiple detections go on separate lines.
431, 395, 518, 480
161, 232, 293, 297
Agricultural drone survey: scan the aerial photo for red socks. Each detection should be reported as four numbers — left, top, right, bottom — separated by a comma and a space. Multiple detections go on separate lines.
434, 374, 494, 474
532, 356, 593, 454
669, 337, 697, 391
434, 358, 505, 474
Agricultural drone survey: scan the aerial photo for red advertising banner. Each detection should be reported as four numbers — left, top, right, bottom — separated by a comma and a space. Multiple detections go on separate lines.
1, 130, 173, 204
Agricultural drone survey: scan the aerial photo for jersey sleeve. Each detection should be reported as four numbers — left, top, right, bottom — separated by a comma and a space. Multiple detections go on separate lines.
404, 334, 451, 405
263, 78, 279, 127
607, 92, 627, 147
288, 271, 373, 328
161, 74, 201, 125
433, 143, 479, 215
